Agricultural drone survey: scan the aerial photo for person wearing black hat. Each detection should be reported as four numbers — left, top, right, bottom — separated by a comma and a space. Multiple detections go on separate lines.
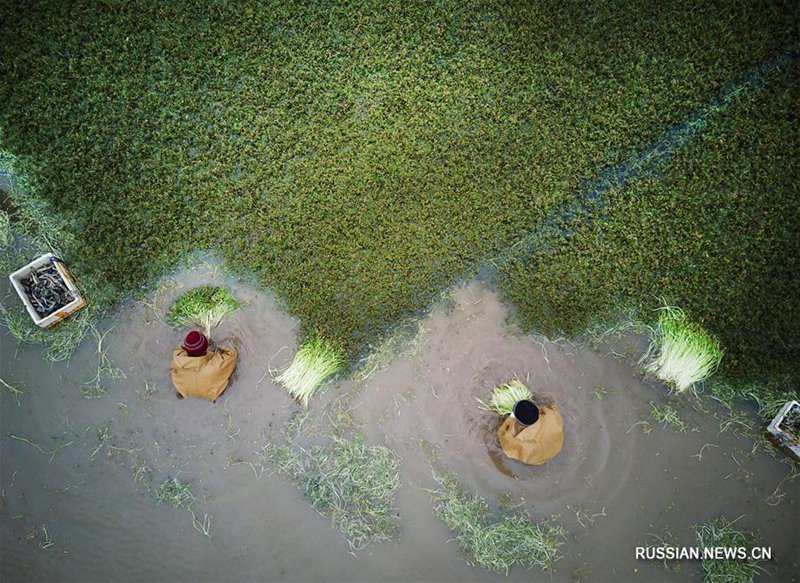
497, 399, 564, 465
171, 330, 238, 402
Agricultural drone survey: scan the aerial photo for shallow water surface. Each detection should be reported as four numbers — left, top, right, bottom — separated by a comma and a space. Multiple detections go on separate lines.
1, 267, 797, 582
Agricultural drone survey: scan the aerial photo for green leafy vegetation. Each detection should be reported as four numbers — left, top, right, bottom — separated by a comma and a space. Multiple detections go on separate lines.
695, 517, 765, 583
277, 335, 346, 407
0, 211, 11, 248
166, 285, 242, 336
708, 376, 798, 424
642, 307, 723, 393
1, 0, 798, 363
268, 411, 400, 551
355, 318, 426, 381
428, 473, 564, 574
477, 380, 533, 416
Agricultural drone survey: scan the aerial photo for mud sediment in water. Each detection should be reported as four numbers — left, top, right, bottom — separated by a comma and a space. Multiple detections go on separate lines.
1, 267, 797, 582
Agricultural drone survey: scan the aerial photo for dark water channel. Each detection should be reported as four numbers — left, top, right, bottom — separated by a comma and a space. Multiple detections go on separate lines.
1, 263, 797, 582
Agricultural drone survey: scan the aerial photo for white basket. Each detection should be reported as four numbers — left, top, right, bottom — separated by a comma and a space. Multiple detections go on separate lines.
8, 253, 86, 328
767, 400, 800, 461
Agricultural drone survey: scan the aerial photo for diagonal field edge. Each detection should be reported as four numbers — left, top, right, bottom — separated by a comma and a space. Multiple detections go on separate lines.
484, 43, 800, 275
356, 43, 799, 363
316, 43, 800, 359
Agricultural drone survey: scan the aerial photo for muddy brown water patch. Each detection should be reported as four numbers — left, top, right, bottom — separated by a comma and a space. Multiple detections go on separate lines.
348, 284, 641, 511
1, 273, 798, 581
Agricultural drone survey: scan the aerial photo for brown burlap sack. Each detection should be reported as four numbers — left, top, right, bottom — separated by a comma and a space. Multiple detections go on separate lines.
497, 403, 563, 465
171, 346, 238, 401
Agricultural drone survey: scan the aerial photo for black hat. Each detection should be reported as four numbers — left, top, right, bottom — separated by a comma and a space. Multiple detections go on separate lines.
513, 400, 540, 426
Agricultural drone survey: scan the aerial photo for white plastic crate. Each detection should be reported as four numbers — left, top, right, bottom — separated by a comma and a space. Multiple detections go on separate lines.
8, 253, 86, 328
766, 400, 800, 461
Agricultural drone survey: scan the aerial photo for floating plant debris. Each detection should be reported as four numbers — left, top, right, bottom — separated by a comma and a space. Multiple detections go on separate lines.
268, 410, 400, 550
427, 473, 564, 574
695, 517, 765, 583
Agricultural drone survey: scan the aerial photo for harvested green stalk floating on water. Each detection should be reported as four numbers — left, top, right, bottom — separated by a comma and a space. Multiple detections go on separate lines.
428, 473, 564, 574
277, 335, 345, 407
695, 517, 764, 583
649, 402, 687, 432
268, 411, 400, 550
155, 476, 196, 508
477, 380, 533, 415
642, 306, 723, 393
166, 286, 242, 336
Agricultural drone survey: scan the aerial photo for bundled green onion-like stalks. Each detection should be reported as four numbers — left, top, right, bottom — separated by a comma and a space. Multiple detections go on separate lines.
477, 380, 533, 415
642, 306, 723, 393
166, 286, 242, 336
277, 335, 346, 407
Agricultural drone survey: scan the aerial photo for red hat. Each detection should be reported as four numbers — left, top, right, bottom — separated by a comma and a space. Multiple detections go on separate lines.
183, 330, 208, 357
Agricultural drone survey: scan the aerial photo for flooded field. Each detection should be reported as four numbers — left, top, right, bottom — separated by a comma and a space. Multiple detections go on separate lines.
1, 264, 797, 582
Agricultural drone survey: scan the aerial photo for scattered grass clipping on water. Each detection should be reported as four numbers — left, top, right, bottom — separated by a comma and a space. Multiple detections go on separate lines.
476, 380, 533, 416
695, 517, 765, 583
156, 476, 196, 509
154, 476, 213, 538
166, 285, 242, 336
642, 307, 723, 393
427, 473, 564, 574
649, 402, 687, 432
267, 411, 400, 551
276, 335, 346, 408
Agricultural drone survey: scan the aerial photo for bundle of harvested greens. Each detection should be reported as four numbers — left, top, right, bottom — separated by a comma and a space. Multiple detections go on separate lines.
276, 335, 346, 407
641, 306, 723, 393
477, 380, 534, 415
166, 286, 242, 336
20, 263, 75, 318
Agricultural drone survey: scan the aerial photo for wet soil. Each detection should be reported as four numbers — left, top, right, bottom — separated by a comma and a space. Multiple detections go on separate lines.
1, 264, 797, 582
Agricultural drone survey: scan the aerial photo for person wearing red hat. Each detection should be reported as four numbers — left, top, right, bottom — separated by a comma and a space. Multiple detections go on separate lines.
171, 330, 238, 402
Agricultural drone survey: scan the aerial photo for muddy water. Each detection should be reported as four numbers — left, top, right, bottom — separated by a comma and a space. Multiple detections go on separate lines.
1, 265, 797, 582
